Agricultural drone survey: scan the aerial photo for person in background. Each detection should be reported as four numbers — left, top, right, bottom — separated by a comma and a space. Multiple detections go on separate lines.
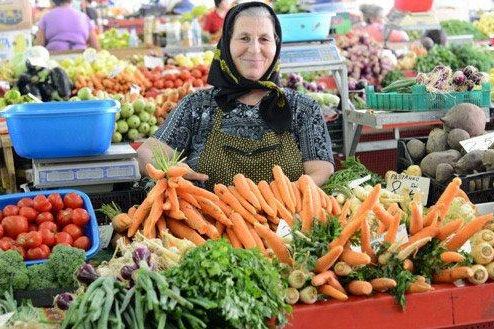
35, 0, 100, 51
137, 2, 334, 188
360, 4, 409, 43
202, 0, 231, 35
81, 0, 98, 23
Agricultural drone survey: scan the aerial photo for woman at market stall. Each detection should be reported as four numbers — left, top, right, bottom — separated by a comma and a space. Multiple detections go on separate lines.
35, 0, 100, 51
137, 1, 334, 189
360, 4, 409, 43
202, 0, 231, 35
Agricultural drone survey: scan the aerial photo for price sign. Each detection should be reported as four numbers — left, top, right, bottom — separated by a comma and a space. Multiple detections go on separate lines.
386, 173, 430, 206
109, 65, 124, 78
98, 224, 114, 250
276, 219, 292, 239
460, 132, 494, 153
130, 84, 141, 95
0, 312, 14, 327
348, 175, 371, 189
144, 55, 164, 69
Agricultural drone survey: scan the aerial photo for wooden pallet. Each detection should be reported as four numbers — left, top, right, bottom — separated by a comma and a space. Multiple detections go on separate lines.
0, 135, 17, 193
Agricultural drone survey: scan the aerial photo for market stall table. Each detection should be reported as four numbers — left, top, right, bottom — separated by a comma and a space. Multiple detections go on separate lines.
288, 283, 494, 329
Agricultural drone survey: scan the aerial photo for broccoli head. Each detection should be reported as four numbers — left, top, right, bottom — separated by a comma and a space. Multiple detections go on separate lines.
0, 250, 29, 293
47, 245, 85, 288
27, 263, 56, 290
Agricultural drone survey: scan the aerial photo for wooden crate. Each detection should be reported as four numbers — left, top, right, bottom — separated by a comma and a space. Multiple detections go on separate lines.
0, 135, 17, 193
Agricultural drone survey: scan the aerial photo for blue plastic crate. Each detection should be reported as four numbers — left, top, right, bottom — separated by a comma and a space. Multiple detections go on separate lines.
0, 189, 100, 265
277, 12, 334, 42
1, 100, 119, 159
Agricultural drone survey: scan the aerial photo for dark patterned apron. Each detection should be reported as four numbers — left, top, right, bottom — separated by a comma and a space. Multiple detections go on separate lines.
198, 109, 304, 190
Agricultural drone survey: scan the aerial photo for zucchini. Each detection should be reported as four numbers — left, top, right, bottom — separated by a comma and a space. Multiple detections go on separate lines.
381, 79, 416, 93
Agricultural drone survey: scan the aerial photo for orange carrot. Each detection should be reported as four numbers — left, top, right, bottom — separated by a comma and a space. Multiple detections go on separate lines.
177, 177, 219, 202
216, 221, 225, 236
292, 182, 302, 214
338, 200, 351, 225
156, 217, 167, 238
179, 199, 209, 235
340, 247, 371, 266
314, 271, 346, 294
166, 166, 188, 178
387, 203, 400, 216
249, 227, 266, 253
273, 199, 294, 226
127, 199, 153, 238
231, 212, 257, 249
384, 213, 400, 244
167, 219, 206, 245
440, 251, 465, 263
318, 284, 348, 301
247, 178, 276, 217
308, 181, 322, 221
372, 203, 393, 230
177, 191, 201, 209
254, 222, 293, 265
370, 278, 397, 292
437, 219, 463, 241
360, 217, 376, 261
228, 186, 258, 215
328, 195, 342, 216
315, 245, 344, 273
128, 206, 137, 218
273, 165, 296, 213
254, 214, 268, 223
435, 177, 462, 219
196, 196, 233, 227
233, 174, 261, 210
217, 199, 233, 217
298, 175, 314, 233
168, 177, 179, 189
143, 192, 164, 238
403, 259, 414, 272
285, 176, 297, 213
409, 201, 424, 235
225, 228, 242, 248
445, 214, 494, 250
258, 180, 278, 215
146, 162, 166, 180
423, 207, 439, 227
318, 187, 328, 209
433, 266, 473, 283
456, 189, 471, 203
330, 185, 381, 248
348, 280, 373, 296
270, 181, 284, 203
399, 224, 439, 250
311, 270, 336, 287
407, 281, 433, 293
214, 184, 258, 224
168, 186, 185, 220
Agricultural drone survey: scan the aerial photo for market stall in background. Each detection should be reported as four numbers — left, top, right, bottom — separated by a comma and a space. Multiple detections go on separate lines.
0, 0, 494, 328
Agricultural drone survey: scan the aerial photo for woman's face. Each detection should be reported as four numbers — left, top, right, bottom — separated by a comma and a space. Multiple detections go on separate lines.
229, 15, 277, 81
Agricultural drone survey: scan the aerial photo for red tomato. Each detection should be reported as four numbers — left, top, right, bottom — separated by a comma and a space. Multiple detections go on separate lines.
2, 215, 28, 238
33, 195, 52, 213
19, 207, 38, 222
28, 223, 38, 232
40, 228, 56, 247
179, 70, 192, 81
3, 205, 19, 217
26, 246, 49, 260
39, 244, 50, 256
17, 198, 34, 208
192, 79, 204, 88
0, 237, 13, 251
190, 69, 202, 79
39, 221, 57, 233
57, 209, 73, 227
71, 208, 89, 227
55, 232, 73, 246
11, 245, 26, 259
73, 236, 90, 251
63, 193, 83, 209
0, 210, 3, 221
63, 224, 83, 240
48, 193, 64, 211
163, 80, 174, 89
174, 79, 184, 88
0, 224, 2, 238
36, 211, 54, 225
17, 231, 42, 249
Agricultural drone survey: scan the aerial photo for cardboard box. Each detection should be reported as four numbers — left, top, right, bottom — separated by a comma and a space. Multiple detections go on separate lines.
0, 29, 32, 60
0, 0, 32, 32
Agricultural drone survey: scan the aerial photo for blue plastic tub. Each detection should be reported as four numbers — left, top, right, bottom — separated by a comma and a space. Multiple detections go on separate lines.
0, 189, 100, 265
277, 12, 334, 42
1, 100, 119, 159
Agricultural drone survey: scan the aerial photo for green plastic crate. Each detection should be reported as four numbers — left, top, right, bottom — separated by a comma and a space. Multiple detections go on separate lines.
365, 83, 491, 111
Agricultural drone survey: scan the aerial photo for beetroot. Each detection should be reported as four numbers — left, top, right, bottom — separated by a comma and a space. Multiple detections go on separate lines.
441, 103, 486, 137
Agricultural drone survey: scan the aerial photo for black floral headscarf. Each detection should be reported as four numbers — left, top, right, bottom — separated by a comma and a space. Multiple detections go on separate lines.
206, 1, 291, 133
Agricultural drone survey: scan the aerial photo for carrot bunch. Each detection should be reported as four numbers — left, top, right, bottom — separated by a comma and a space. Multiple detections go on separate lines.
73, 69, 151, 95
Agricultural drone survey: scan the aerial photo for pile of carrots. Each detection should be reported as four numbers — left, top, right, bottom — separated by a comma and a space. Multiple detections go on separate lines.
152, 83, 193, 124
73, 69, 152, 95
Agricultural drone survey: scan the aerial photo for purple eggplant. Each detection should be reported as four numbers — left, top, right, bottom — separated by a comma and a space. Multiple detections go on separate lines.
76, 263, 100, 286
54, 293, 74, 310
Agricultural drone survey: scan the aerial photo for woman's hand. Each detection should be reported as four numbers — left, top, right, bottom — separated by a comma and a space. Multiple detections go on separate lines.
178, 163, 209, 182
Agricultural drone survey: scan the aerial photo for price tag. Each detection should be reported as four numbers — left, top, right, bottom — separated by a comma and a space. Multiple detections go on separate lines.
396, 224, 409, 244
27, 93, 43, 103
109, 65, 124, 78
460, 132, 494, 153
276, 219, 292, 239
98, 224, 114, 250
459, 240, 471, 254
144, 55, 164, 69
130, 84, 141, 95
0, 312, 14, 327
350, 244, 362, 252
348, 175, 371, 189
83, 48, 97, 63
386, 173, 430, 206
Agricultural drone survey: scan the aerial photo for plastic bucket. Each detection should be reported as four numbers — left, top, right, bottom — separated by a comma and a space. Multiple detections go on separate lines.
277, 12, 334, 42
394, 0, 433, 12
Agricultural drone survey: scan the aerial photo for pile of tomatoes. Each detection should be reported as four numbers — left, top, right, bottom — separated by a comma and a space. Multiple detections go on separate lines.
140, 64, 209, 95
0, 192, 92, 260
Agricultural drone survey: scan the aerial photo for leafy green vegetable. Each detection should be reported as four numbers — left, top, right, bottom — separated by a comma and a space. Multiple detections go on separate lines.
382, 70, 405, 88
273, 0, 300, 14
450, 44, 494, 72
166, 240, 290, 329
322, 156, 383, 196
440, 20, 487, 40
415, 46, 459, 73
291, 217, 342, 271
47, 245, 86, 289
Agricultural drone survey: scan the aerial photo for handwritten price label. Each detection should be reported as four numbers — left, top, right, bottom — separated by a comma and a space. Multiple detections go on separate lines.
386, 173, 430, 206
348, 175, 371, 189
144, 55, 164, 69
276, 219, 292, 239
460, 132, 494, 153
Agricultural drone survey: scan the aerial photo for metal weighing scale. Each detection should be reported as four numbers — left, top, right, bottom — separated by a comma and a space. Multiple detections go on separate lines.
279, 39, 346, 72
27, 144, 141, 192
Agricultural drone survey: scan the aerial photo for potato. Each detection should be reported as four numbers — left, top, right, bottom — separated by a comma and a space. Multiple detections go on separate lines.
420, 149, 461, 178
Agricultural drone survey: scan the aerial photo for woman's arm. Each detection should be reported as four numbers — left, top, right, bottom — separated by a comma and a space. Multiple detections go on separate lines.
34, 29, 46, 46
137, 137, 208, 181
88, 28, 100, 50
304, 160, 334, 187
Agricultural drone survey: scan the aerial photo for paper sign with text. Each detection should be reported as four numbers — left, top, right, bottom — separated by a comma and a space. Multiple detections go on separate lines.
348, 175, 371, 189
276, 219, 292, 239
460, 132, 494, 153
144, 55, 164, 69
386, 173, 430, 205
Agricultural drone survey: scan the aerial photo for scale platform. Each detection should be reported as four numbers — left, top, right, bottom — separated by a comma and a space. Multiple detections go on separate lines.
30, 144, 141, 189
279, 40, 345, 72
